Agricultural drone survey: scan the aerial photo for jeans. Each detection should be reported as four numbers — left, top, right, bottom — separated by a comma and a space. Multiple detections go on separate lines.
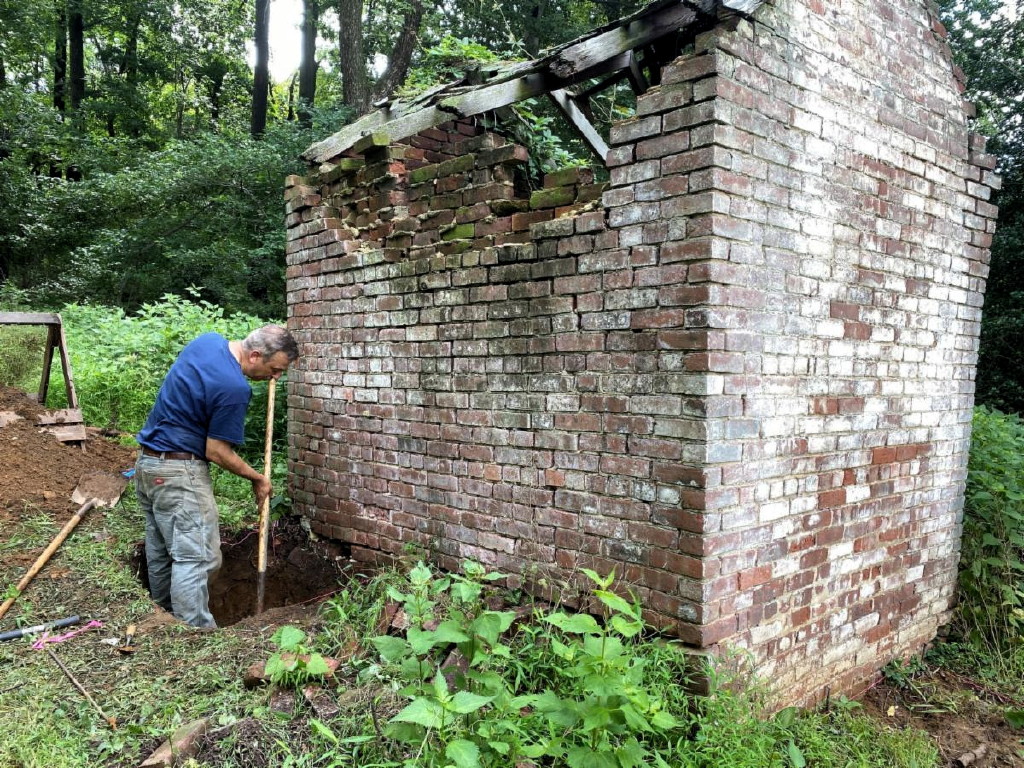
134, 455, 222, 628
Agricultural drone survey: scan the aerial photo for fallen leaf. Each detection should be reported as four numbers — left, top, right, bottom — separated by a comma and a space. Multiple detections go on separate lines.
886, 705, 896, 717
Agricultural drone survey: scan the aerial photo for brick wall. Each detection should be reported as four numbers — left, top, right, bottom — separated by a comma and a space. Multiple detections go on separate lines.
285, 0, 998, 705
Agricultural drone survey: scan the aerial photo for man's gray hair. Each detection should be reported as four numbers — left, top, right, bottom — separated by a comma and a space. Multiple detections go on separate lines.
243, 325, 299, 361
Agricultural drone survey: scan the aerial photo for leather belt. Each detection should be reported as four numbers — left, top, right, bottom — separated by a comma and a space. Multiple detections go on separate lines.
141, 446, 203, 461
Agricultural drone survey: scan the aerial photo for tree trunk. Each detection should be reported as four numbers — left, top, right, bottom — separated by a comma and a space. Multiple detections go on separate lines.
54, 5, 67, 111
68, 0, 85, 111
337, 0, 368, 113
287, 72, 297, 121
297, 0, 318, 126
369, 0, 424, 104
122, 11, 141, 135
251, 0, 271, 137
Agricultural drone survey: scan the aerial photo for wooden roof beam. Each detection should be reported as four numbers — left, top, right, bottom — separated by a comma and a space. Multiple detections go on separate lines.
548, 89, 610, 162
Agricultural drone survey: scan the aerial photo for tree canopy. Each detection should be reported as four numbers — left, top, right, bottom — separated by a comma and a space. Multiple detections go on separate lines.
938, 0, 1024, 413
0, 0, 642, 317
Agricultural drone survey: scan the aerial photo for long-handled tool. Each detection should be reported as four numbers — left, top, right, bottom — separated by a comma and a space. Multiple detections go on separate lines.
0, 470, 127, 623
0, 500, 96, 622
255, 378, 276, 616
47, 648, 117, 730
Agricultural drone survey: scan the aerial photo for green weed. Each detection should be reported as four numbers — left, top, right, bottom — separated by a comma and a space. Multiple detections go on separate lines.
959, 406, 1024, 652
265, 626, 334, 689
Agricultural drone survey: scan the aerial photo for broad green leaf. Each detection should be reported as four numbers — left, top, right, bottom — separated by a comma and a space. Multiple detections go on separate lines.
521, 742, 548, 758
448, 691, 494, 714
1006, 708, 1024, 729
610, 614, 644, 639
392, 697, 444, 729
371, 635, 412, 663
264, 654, 296, 679
433, 669, 450, 701
581, 568, 615, 589
471, 611, 517, 645
409, 562, 433, 585
446, 739, 482, 768
304, 654, 331, 677
620, 702, 652, 732
775, 706, 799, 728
615, 737, 646, 768
651, 709, 681, 730
488, 740, 511, 755
567, 745, 617, 768
787, 739, 807, 768
546, 612, 601, 634
407, 622, 470, 655
581, 704, 611, 731
595, 589, 635, 616
272, 625, 306, 651
385, 721, 425, 743
551, 637, 575, 660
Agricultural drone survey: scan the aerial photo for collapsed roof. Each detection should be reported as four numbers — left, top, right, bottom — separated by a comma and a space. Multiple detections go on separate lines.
303, 0, 764, 167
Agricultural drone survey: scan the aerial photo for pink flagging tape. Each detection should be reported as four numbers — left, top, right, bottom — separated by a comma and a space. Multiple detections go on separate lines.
31, 620, 104, 650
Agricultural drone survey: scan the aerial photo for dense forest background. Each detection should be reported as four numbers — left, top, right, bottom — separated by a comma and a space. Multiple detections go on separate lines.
0, 0, 1021, 409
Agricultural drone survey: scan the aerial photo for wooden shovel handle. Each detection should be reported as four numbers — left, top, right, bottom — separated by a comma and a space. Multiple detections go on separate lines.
0, 499, 97, 622
255, 378, 276, 616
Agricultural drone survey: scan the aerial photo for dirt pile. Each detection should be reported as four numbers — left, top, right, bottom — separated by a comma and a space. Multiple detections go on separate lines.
0, 385, 137, 521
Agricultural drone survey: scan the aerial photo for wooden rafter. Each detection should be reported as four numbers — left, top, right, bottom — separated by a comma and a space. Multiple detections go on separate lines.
304, 0, 764, 166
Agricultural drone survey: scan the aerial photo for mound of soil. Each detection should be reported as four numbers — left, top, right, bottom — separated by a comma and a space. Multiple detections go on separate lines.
0, 385, 137, 521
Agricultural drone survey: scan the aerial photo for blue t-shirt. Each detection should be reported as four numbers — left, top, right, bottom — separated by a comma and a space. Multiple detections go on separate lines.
137, 333, 251, 458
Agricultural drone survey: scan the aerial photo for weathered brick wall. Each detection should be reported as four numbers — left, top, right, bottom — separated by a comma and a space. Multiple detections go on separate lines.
286, 0, 998, 704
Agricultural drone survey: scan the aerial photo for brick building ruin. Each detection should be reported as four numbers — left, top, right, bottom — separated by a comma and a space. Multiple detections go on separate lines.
284, 0, 999, 703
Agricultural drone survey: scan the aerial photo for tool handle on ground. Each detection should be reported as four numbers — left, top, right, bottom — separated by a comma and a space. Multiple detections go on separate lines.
0, 614, 81, 642
255, 378, 276, 616
47, 648, 117, 730
0, 500, 96, 622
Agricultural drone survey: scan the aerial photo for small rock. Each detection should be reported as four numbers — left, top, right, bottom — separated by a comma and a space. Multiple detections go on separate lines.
270, 689, 296, 714
302, 685, 340, 719
138, 717, 210, 767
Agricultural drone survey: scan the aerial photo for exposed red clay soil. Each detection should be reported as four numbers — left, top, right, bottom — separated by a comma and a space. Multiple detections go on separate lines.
0, 385, 137, 521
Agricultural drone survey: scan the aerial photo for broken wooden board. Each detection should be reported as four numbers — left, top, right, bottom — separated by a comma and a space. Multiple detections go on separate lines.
0, 408, 87, 442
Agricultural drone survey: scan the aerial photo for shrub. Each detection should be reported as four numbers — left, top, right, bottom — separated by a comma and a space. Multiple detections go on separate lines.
958, 405, 1024, 649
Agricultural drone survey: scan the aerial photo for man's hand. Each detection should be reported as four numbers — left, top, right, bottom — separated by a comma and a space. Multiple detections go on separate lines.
206, 438, 270, 506
252, 476, 273, 509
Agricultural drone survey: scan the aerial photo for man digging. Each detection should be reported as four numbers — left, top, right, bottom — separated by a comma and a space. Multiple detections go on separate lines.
134, 325, 299, 627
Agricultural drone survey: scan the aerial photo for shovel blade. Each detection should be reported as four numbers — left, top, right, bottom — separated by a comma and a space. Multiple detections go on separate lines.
71, 470, 128, 508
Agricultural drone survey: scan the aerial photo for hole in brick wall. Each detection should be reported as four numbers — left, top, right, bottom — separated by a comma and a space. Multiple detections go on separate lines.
130, 517, 350, 626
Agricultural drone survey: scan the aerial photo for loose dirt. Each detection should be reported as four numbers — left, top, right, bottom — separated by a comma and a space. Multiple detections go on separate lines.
862, 670, 1024, 767
0, 385, 137, 521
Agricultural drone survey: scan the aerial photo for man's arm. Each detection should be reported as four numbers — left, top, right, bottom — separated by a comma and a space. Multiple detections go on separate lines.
205, 437, 273, 508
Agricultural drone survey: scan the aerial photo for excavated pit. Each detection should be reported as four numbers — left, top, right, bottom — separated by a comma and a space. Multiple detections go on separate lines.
131, 517, 350, 626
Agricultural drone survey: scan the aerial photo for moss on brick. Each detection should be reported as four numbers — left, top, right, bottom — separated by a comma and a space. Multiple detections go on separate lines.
440, 223, 475, 241
544, 167, 594, 187
489, 199, 529, 216
529, 186, 576, 210
408, 164, 438, 184
438, 153, 476, 177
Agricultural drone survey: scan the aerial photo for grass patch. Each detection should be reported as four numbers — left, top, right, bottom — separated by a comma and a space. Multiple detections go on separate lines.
0, 507, 949, 768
